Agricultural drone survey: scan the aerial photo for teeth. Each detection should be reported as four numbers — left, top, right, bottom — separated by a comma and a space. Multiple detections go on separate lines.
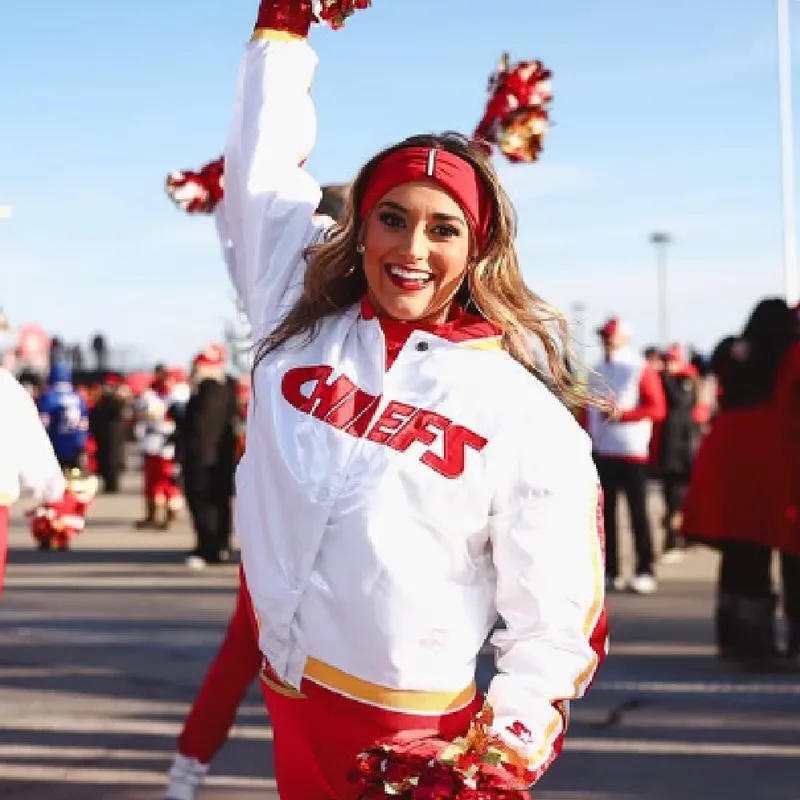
388, 265, 431, 281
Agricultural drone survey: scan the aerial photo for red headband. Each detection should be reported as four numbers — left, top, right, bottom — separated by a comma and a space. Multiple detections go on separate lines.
359, 147, 491, 250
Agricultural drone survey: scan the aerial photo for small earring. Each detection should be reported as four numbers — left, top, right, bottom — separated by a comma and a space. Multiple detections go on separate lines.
356, 243, 365, 254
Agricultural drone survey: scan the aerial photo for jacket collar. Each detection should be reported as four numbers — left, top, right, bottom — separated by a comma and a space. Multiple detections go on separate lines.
359, 297, 502, 346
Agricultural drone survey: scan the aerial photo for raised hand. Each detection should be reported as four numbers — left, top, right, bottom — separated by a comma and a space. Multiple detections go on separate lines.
315, 0, 372, 30
165, 157, 224, 215
252, 0, 372, 37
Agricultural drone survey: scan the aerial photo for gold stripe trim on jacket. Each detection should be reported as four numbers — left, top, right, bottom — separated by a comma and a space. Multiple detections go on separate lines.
251, 28, 307, 43
304, 656, 476, 714
463, 338, 503, 351
259, 664, 306, 699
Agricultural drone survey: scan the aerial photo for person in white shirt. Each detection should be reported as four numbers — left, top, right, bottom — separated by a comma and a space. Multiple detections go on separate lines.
210, 2, 609, 798
587, 319, 667, 595
0, 367, 66, 595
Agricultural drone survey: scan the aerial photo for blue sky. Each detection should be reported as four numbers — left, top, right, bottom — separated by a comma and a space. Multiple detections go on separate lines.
0, 0, 797, 367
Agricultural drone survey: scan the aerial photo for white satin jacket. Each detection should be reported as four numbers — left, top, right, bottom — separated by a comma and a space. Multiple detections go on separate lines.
224, 34, 607, 780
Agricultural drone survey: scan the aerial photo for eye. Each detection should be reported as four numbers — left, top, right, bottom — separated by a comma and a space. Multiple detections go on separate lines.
378, 211, 405, 228
431, 223, 461, 238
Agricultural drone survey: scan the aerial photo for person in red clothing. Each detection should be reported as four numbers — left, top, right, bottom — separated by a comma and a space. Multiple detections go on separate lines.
767, 325, 800, 664
587, 319, 667, 593
683, 299, 800, 668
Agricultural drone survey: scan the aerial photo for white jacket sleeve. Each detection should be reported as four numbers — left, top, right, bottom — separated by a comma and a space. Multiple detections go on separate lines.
224, 36, 324, 341
2, 371, 65, 504
214, 202, 239, 300
486, 405, 608, 785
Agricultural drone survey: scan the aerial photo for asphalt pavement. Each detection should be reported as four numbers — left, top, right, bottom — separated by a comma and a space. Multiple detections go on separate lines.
1, 474, 798, 799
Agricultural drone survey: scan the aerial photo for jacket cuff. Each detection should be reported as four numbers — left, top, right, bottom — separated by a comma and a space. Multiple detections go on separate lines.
253, 0, 314, 39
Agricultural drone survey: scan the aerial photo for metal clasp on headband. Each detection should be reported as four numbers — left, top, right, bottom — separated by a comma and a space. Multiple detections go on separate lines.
426, 149, 437, 177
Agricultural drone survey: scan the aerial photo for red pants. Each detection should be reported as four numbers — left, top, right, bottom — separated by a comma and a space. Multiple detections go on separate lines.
142, 454, 182, 505
261, 667, 482, 800
177, 567, 262, 763
0, 506, 8, 597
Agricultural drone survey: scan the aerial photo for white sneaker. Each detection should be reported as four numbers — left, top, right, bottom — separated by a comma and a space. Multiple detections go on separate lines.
185, 554, 207, 570
166, 753, 208, 800
605, 575, 627, 592
629, 573, 658, 595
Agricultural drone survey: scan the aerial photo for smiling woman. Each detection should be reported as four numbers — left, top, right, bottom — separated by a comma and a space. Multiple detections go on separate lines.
221, 2, 609, 800
363, 184, 471, 322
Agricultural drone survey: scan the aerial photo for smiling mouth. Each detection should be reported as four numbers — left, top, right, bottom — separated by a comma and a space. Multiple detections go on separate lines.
385, 264, 433, 291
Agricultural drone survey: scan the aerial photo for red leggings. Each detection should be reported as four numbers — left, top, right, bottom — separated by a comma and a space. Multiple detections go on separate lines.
261, 668, 482, 800
177, 568, 262, 763
142, 454, 181, 503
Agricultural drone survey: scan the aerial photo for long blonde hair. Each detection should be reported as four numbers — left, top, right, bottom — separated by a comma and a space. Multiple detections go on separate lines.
254, 132, 598, 411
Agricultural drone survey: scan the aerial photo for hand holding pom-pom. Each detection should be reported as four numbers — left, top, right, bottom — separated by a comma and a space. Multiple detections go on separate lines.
349, 713, 531, 799
253, 1, 371, 37
165, 157, 224, 215
314, 0, 372, 30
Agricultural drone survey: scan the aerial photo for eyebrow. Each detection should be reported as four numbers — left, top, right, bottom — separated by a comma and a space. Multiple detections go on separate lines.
377, 200, 466, 225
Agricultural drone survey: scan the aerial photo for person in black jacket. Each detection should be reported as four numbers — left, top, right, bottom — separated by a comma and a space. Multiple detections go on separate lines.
657, 345, 700, 561
180, 345, 238, 568
89, 375, 127, 493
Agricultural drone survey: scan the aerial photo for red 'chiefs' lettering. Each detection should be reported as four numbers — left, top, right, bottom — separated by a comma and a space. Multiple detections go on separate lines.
422, 424, 489, 479
281, 365, 335, 414
386, 409, 444, 452
330, 389, 381, 435
281, 366, 488, 479
367, 401, 417, 445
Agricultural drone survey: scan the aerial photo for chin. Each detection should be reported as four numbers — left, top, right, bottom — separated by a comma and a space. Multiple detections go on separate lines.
380, 297, 433, 322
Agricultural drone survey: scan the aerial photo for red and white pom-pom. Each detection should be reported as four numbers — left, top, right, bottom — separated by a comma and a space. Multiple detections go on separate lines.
29, 478, 98, 549
474, 54, 553, 164
497, 107, 550, 163
313, 0, 372, 30
348, 706, 532, 799
165, 156, 224, 215
29, 472, 99, 549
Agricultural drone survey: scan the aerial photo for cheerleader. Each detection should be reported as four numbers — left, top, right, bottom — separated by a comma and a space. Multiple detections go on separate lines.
212, 2, 608, 797
0, 367, 65, 594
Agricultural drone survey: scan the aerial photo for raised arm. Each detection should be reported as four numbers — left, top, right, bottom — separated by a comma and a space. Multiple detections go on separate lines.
223, 2, 323, 339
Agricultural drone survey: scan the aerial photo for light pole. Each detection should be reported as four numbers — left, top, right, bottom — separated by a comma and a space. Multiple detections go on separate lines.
650, 232, 673, 346
778, 0, 798, 305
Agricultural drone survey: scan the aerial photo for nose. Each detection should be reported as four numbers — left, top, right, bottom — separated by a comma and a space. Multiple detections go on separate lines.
400, 222, 429, 262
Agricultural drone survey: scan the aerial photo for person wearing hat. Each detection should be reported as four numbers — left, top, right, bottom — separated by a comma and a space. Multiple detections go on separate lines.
587, 318, 666, 594
180, 345, 238, 569
135, 368, 184, 530
37, 362, 89, 471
